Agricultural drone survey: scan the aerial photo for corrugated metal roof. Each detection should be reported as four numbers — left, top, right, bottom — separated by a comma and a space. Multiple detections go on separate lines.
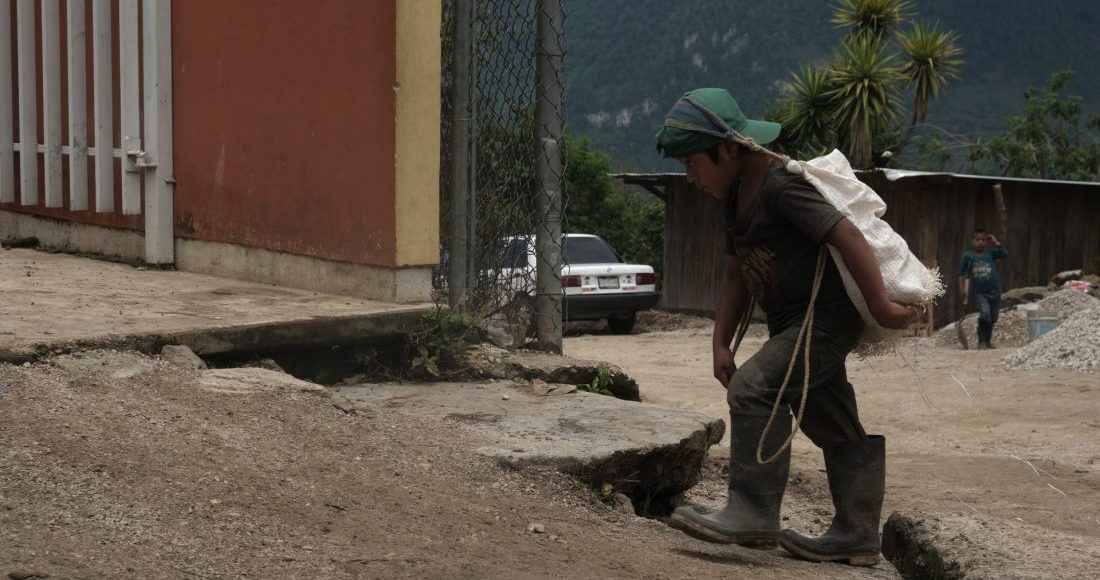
877, 168, 1100, 187
610, 169, 1100, 188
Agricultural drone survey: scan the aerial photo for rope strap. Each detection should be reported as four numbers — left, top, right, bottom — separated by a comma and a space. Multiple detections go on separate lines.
756, 245, 829, 465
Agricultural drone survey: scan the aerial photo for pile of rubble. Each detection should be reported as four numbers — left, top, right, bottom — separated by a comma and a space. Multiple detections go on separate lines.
935, 309, 1030, 348
1004, 304, 1100, 373
936, 287, 1100, 350
1035, 287, 1100, 314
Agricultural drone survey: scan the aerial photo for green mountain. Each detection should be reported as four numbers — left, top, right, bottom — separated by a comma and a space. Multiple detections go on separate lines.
565, 0, 1100, 171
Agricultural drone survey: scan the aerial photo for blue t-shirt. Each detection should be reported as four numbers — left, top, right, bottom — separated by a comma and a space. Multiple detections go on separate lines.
959, 245, 1007, 295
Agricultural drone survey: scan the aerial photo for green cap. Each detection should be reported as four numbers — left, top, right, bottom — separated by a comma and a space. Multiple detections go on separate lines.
656, 88, 781, 158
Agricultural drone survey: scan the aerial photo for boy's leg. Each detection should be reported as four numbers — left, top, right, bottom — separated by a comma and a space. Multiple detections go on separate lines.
976, 293, 994, 348
986, 293, 1001, 348
669, 325, 861, 546
780, 365, 886, 566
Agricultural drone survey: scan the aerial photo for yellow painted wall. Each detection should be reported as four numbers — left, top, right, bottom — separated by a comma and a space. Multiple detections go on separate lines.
394, 0, 442, 267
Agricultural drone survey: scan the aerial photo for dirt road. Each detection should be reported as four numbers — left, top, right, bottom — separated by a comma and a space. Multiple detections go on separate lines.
1, 330, 1096, 578
565, 326, 1100, 579
1, 350, 900, 580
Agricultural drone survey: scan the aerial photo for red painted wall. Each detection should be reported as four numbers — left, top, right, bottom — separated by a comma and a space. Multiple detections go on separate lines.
172, 0, 399, 266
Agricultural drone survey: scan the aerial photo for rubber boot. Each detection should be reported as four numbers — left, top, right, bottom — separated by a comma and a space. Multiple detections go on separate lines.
976, 322, 991, 350
779, 435, 885, 566
668, 414, 791, 548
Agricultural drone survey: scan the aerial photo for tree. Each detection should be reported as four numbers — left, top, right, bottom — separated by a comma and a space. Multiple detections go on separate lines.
564, 139, 664, 280
769, 0, 963, 168
972, 70, 1100, 181
897, 22, 963, 126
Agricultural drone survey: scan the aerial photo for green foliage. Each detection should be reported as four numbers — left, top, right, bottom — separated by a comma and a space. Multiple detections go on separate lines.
577, 364, 615, 397
897, 22, 963, 125
826, 34, 906, 166
769, 66, 835, 160
565, 0, 1100, 171
565, 139, 665, 281
969, 70, 1100, 181
408, 306, 483, 379
832, 0, 911, 42
769, 0, 962, 168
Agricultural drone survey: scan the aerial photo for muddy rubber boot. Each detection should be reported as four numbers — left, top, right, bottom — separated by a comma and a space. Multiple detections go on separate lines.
779, 435, 885, 566
668, 414, 790, 548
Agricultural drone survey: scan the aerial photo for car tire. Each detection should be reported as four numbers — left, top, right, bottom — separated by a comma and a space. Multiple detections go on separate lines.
607, 312, 636, 335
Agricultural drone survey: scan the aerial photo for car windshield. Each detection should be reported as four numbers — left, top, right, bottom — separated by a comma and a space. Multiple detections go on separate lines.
563, 237, 621, 264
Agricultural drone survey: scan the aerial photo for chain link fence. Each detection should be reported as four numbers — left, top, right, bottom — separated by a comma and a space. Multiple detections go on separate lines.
439, 0, 567, 351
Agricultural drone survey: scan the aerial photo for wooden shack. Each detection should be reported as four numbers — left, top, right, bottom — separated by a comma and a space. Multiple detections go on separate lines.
617, 170, 1100, 328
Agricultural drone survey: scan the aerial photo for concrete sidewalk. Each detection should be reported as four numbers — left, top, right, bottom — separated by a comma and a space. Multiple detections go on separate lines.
0, 248, 430, 362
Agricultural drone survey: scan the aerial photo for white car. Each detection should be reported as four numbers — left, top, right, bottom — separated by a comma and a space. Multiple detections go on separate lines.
499, 234, 659, 334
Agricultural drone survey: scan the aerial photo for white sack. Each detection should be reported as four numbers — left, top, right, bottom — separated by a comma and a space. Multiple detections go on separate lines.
787, 150, 945, 350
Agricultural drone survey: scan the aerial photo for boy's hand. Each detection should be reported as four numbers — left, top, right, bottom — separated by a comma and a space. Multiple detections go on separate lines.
987, 234, 1001, 246
870, 300, 922, 330
713, 345, 736, 388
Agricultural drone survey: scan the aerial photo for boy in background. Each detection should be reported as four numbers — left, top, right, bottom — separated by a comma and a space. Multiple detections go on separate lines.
958, 229, 1007, 349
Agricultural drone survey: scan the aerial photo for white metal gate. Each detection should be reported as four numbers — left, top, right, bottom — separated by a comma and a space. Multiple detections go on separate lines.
0, 0, 174, 263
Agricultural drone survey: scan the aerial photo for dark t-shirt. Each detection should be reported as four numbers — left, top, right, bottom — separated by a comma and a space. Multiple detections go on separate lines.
958, 245, 1007, 295
724, 163, 862, 335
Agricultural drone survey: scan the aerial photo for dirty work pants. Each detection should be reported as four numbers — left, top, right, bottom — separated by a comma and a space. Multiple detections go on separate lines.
975, 292, 1001, 337
727, 324, 866, 450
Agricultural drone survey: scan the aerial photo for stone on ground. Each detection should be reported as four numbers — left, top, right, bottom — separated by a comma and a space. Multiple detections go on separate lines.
198, 367, 328, 395
160, 344, 208, 370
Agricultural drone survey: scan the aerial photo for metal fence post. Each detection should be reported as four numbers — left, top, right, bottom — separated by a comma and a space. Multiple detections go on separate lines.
448, 0, 475, 307
534, 0, 564, 352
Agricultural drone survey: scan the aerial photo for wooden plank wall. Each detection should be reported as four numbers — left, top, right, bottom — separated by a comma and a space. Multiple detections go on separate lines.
661, 173, 1100, 328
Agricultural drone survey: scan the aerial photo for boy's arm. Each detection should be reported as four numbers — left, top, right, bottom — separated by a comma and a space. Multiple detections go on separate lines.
713, 255, 751, 387
824, 218, 917, 330
989, 235, 1008, 259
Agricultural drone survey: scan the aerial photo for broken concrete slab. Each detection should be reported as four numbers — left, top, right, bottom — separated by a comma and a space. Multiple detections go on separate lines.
332, 381, 724, 514
198, 368, 328, 396
52, 350, 159, 379
161, 345, 208, 370
467, 344, 641, 401
883, 510, 1100, 580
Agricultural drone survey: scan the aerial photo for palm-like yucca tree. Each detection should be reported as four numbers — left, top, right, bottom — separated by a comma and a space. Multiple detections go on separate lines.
781, 66, 837, 158
826, 34, 904, 167
897, 22, 963, 125
832, 0, 911, 42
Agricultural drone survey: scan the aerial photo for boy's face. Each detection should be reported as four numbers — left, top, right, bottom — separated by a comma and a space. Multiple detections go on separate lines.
680, 144, 739, 199
971, 233, 989, 252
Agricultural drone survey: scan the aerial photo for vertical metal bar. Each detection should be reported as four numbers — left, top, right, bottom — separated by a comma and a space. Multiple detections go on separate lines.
67, 0, 88, 210
119, 0, 140, 214
16, 0, 38, 205
534, 0, 565, 353
465, 41, 478, 303
0, 0, 14, 203
92, 0, 113, 212
447, 0, 473, 307
142, 0, 173, 264
42, 0, 63, 207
